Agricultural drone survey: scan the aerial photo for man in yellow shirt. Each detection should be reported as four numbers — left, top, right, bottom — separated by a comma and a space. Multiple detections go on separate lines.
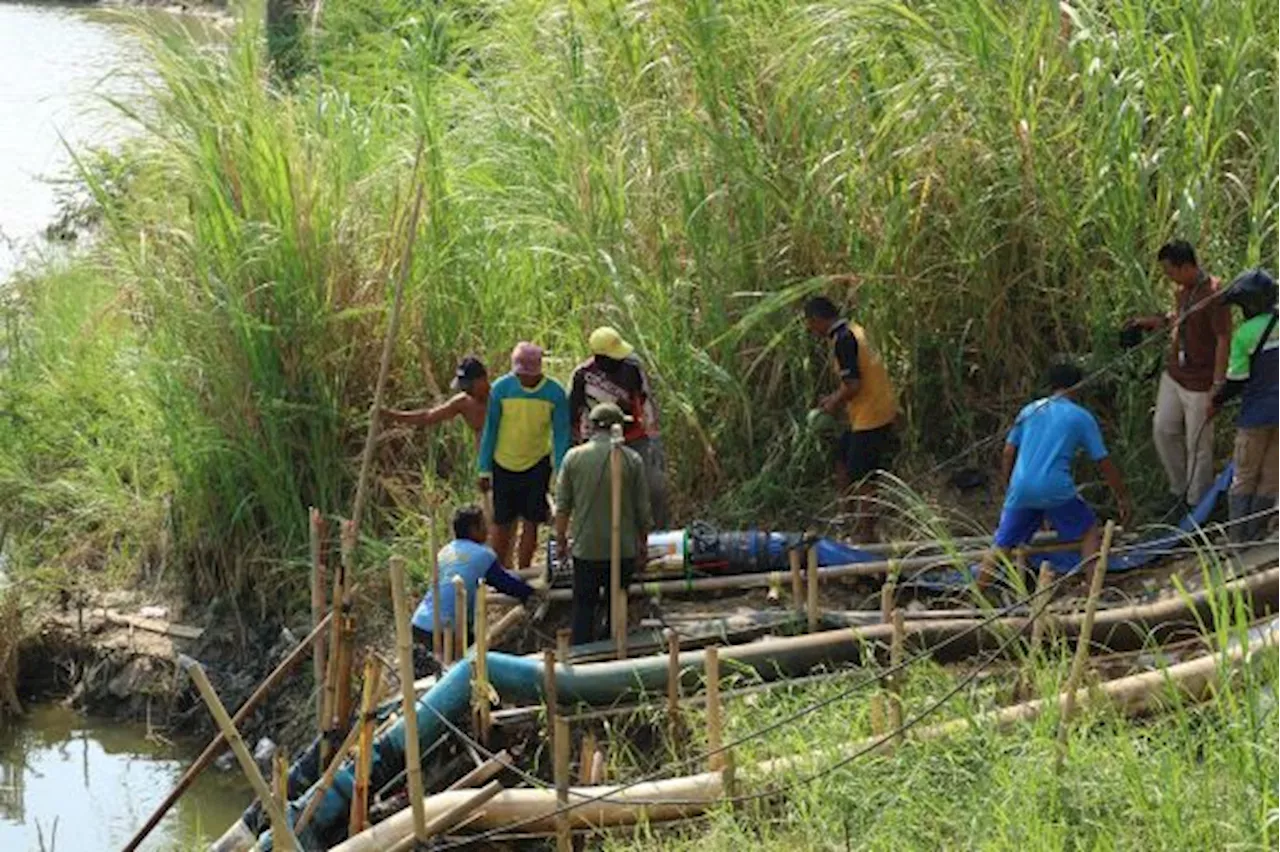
804, 296, 899, 541
478, 342, 571, 571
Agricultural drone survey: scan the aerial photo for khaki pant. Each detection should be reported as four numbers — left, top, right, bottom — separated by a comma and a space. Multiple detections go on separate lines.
1230, 427, 1278, 498
629, 436, 669, 530
1153, 371, 1215, 506
1228, 426, 1278, 543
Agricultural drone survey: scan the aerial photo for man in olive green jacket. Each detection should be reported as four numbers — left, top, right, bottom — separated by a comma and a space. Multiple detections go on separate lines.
554, 403, 652, 644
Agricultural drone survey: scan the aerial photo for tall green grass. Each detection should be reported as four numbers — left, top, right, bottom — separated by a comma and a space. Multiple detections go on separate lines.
2, 0, 1276, 600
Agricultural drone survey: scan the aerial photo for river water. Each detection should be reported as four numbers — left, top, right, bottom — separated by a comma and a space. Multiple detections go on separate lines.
0, 3, 251, 849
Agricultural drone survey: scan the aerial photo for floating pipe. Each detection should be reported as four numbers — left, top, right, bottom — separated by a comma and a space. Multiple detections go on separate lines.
338, 623, 1275, 852
231, 564, 1276, 851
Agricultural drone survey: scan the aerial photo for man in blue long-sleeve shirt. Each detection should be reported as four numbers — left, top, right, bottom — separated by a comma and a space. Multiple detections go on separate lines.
412, 506, 538, 670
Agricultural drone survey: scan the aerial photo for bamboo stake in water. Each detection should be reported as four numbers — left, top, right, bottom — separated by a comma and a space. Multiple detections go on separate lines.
310, 508, 328, 735
1056, 520, 1115, 768
453, 575, 468, 656
474, 584, 491, 747
789, 548, 803, 616
806, 544, 820, 632
178, 655, 297, 851
349, 654, 383, 835
389, 556, 428, 841
609, 423, 626, 659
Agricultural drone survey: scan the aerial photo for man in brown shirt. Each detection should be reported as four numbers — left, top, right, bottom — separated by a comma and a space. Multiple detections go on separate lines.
1131, 241, 1232, 509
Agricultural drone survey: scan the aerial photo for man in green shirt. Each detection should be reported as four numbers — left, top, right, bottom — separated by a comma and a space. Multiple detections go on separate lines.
554, 403, 652, 644
1209, 269, 1278, 543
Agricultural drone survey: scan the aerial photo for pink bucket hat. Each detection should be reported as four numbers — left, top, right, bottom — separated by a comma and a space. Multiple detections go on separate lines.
511, 341, 544, 376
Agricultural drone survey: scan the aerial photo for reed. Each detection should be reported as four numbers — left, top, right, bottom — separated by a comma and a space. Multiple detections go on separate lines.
0, 0, 1275, 605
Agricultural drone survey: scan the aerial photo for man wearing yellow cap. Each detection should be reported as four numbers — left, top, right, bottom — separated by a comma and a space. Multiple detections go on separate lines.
569, 327, 669, 527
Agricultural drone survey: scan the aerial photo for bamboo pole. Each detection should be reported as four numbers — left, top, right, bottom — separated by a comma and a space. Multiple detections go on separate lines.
553, 715, 571, 852
179, 656, 297, 851
430, 512, 442, 660
349, 654, 383, 835
320, 535, 345, 763
590, 749, 606, 784
390, 556, 428, 842
756, 627, 1274, 781
806, 544, 819, 633
443, 622, 455, 666
474, 584, 491, 747
488, 536, 1143, 605
335, 521, 355, 726
384, 780, 505, 852
542, 649, 559, 726
880, 575, 895, 624
578, 731, 598, 784
1024, 560, 1054, 652
666, 628, 681, 735
1057, 520, 1114, 767
349, 172, 424, 538
1028, 561, 1055, 656
123, 607, 338, 852
453, 575, 468, 656
610, 423, 626, 659
310, 507, 328, 736
274, 749, 289, 809
705, 646, 724, 771
335, 611, 357, 733
294, 721, 363, 834
543, 648, 571, 852
886, 607, 904, 745
789, 548, 803, 615
1017, 560, 1057, 701
557, 628, 572, 667
447, 749, 512, 791
333, 773, 726, 852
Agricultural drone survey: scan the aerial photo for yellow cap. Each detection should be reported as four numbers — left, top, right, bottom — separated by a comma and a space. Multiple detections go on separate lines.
588, 326, 634, 360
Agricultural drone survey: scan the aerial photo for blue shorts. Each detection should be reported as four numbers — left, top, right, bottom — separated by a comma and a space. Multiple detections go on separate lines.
993, 496, 1097, 549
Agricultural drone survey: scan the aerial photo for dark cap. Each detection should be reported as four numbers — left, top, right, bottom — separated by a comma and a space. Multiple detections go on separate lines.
451, 356, 487, 390
589, 402, 632, 428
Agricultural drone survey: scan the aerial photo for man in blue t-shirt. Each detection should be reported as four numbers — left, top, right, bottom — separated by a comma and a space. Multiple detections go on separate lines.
978, 363, 1131, 589
411, 505, 540, 672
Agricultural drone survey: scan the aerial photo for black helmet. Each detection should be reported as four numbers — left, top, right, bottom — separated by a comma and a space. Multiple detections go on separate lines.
1222, 268, 1278, 318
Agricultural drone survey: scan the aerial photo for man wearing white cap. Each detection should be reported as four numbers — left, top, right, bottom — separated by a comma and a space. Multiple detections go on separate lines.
478, 342, 571, 571
569, 326, 669, 527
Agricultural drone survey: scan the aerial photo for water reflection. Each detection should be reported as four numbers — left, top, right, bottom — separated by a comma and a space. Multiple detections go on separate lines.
0, 704, 249, 852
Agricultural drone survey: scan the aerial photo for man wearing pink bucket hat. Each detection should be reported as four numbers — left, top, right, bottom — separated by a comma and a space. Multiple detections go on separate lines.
478, 341, 571, 572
